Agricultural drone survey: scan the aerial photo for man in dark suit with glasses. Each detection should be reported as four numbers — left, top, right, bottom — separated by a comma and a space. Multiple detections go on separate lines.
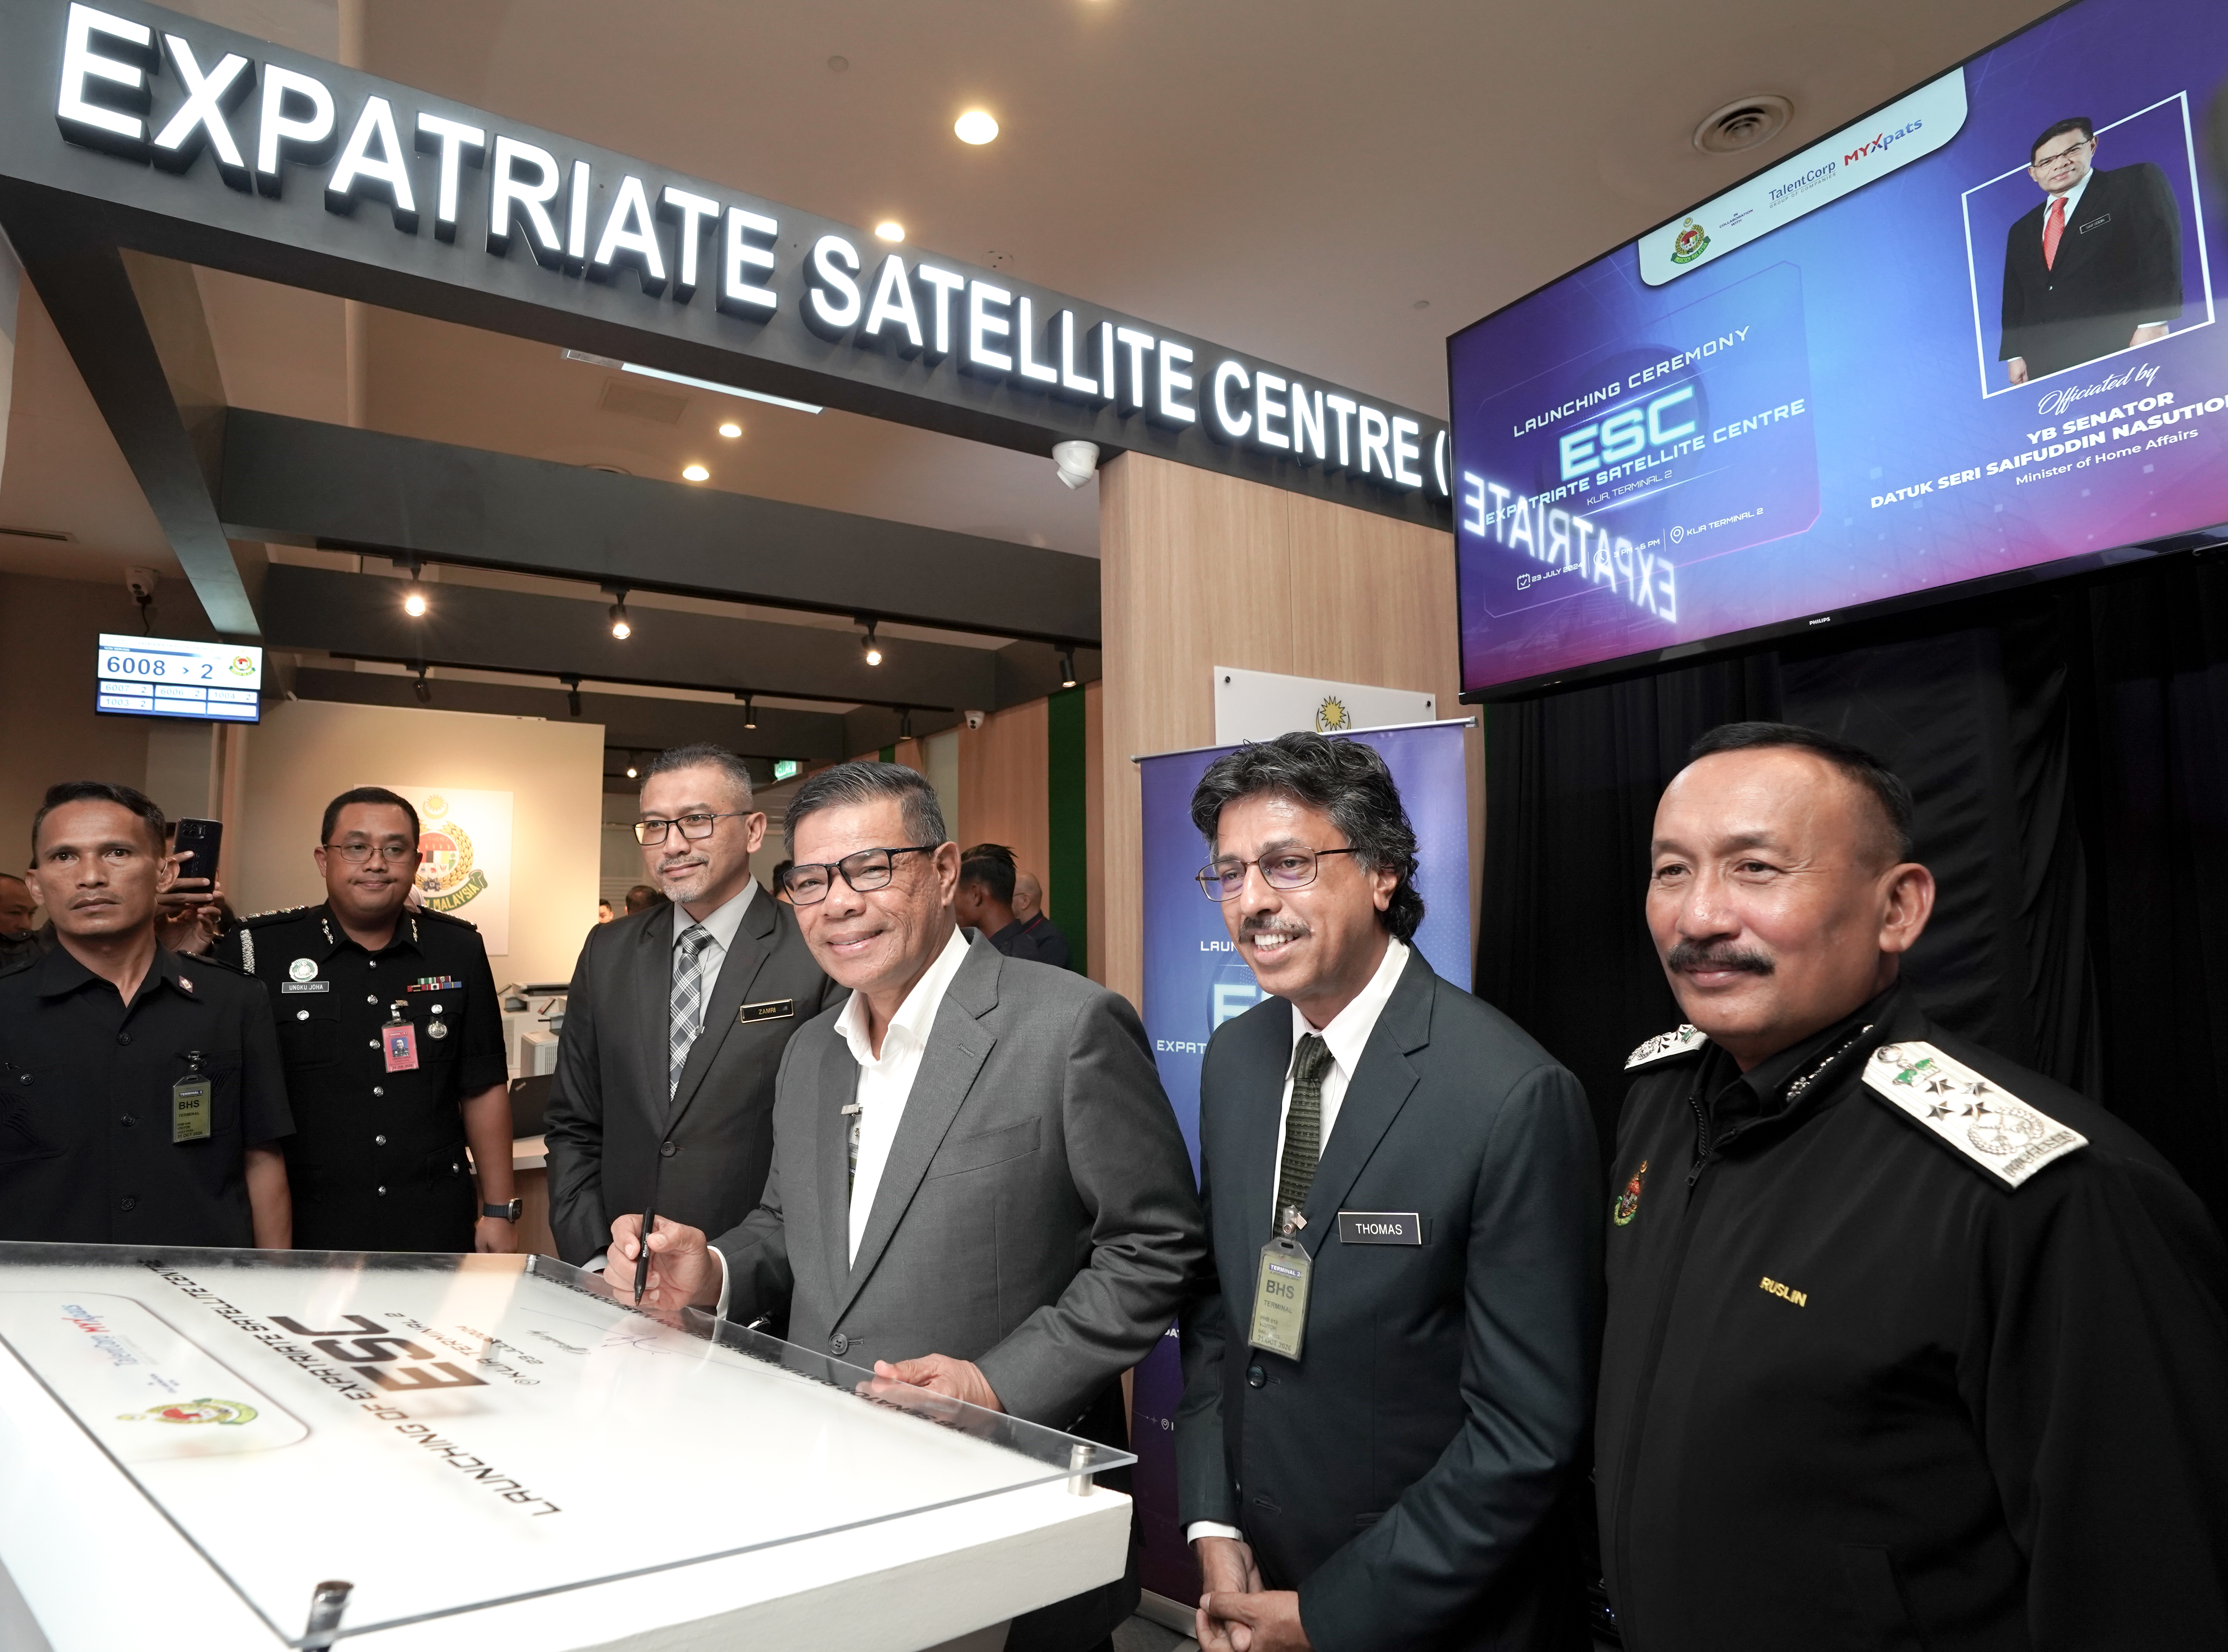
544, 745, 838, 1267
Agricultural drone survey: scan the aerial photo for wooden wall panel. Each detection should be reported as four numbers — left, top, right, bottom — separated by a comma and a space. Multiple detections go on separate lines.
956, 698, 1050, 891
1099, 454, 1475, 1010
1083, 679, 1105, 983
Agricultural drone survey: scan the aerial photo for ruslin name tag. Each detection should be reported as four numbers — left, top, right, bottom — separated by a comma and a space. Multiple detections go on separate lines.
739, 999, 795, 1024
1337, 1211, 1423, 1245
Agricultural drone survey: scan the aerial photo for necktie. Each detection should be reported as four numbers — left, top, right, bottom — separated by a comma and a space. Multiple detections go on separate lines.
668, 925, 714, 1095
1275, 1034, 1335, 1235
2043, 196, 2066, 271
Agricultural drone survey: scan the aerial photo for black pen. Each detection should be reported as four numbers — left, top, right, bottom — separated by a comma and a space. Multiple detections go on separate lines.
633, 1209, 657, 1304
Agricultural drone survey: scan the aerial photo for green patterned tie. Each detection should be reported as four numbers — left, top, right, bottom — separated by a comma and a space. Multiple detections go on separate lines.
1275, 1034, 1335, 1236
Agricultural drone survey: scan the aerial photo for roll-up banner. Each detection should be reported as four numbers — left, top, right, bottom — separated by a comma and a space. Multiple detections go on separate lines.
1128, 719, 1474, 1607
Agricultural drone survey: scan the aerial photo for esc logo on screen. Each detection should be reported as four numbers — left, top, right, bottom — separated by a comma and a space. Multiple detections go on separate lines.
1669, 219, 1710, 266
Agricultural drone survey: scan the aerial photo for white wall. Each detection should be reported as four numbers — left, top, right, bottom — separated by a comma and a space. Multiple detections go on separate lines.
229, 699, 603, 985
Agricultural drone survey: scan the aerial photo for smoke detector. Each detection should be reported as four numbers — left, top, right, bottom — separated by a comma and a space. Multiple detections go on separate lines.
1693, 95, 1793, 155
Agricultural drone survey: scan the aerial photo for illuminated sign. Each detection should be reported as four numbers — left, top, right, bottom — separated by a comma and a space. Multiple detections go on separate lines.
96, 631, 262, 721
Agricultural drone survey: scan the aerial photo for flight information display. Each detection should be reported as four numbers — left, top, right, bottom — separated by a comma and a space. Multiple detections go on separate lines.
96, 634, 262, 722
1450, 0, 2228, 696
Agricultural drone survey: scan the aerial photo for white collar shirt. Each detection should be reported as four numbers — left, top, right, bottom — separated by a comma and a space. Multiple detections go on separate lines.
835, 924, 973, 1265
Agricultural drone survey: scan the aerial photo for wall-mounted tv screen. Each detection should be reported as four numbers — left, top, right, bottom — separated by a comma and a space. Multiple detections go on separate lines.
1450, 0, 2228, 698
97, 634, 263, 722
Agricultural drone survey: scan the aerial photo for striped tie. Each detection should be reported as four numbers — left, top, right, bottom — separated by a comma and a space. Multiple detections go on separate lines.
669, 925, 714, 1095
1275, 1034, 1335, 1236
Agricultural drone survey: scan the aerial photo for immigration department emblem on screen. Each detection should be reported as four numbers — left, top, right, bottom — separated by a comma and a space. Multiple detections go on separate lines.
1669, 218, 1710, 265
118, 1397, 260, 1427
415, 795, 489, 914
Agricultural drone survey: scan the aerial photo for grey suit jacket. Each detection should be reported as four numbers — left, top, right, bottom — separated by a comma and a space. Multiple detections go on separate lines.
1176, 949, 1601, 1652
544, 892, 842, 1264
712, 932, 1206, 1431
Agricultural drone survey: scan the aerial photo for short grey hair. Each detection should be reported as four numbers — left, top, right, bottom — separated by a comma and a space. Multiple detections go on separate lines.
785, 761, 946, 856
641, 743, 754, 809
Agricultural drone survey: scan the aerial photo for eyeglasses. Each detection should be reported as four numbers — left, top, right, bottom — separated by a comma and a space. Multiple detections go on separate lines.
325, 841, 418, 864
634, 812, 753, 845
780, 845, 938, 905
1196, 846, 1359, 901
2033, 138, 2093, 168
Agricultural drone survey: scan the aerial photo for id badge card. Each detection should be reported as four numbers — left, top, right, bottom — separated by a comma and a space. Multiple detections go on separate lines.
382, 1019, 419, 1073
1247, 1236, 1312, 1360
171, 1073, 212, 1143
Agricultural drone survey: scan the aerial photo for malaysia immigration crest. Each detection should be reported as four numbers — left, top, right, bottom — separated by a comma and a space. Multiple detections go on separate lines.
380, 784, 515, 956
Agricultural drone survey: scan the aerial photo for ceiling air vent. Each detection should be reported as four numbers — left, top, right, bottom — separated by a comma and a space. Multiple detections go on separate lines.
0, 525, 76, 541
1693, 95, 1793, 155
596, 378, 689, 425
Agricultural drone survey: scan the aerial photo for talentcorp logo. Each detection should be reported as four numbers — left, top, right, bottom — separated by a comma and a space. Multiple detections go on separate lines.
1314, 695, 1352, 733
1668, 219, 1709, 266
117, 1398, 260, 1426
1769, 161, 1838, 207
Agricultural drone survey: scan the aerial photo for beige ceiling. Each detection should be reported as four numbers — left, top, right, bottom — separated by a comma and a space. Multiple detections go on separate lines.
2, 0, 2059, 605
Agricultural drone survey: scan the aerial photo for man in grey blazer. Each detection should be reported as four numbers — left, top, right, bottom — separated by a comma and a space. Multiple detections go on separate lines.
616, 760, 1205, 1652
1178, 733, 1600, 1652
544, 745, 840, 1265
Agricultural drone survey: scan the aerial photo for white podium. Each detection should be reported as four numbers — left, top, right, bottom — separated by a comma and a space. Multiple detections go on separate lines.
0, 1245, 1131, 1650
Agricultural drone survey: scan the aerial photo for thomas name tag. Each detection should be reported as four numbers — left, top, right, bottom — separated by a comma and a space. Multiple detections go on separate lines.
278, 981, 330, 994
739, 999, 795, 1024
1337, 1211, 1423, 1245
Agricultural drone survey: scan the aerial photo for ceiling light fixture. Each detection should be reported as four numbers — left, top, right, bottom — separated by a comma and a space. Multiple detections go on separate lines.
875, 220, 905, 243
954, 109, 999, 145
898, 707, 914, 740
560, 350, 824, 415
402, 558, 429, 617
412, 668, 431, 704
607, 589, 633, 639
739, 692, 758, 730
717, 421, 742, 438
682, 463, 710, 482
1058, 646, 1078, 690
860, 621, 883, 667
561, 674, 584, 717
624, 756, 639, 780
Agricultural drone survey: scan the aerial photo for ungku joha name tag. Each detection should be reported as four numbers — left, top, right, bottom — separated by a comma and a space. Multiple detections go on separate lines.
1248, 1237, 1312, 1360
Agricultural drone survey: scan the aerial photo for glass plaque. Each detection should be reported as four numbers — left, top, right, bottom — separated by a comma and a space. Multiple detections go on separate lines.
0, 1244, 1132, 1645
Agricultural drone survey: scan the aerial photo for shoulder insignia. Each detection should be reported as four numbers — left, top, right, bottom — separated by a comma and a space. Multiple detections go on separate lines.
240, 904, 315, 926
1626, 1025, 1706, 1068
1864, 1041, 2086, 1188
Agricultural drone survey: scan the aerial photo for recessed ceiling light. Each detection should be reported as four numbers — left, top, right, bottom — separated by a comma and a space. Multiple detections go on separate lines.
875, 220, 905, 243
1412, 298, 1431, 310
717, 421, 741, 438
954, 110, 999, 145
827, 54, 849, 72
682, 463, 710, 482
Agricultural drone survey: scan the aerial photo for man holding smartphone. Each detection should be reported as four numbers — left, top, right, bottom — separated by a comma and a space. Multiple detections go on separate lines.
214, 787, 515, 1253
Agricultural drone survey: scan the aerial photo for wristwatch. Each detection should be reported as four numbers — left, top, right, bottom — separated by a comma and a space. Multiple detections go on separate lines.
482, 1199, 523, 1221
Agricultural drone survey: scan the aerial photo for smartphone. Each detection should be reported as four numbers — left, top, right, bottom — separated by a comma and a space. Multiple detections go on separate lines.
173, 817, 223, 889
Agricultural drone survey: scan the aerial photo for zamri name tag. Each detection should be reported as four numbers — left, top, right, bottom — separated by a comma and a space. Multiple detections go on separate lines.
1337, 1211, 1423, 1245
739, 999, 795, 1024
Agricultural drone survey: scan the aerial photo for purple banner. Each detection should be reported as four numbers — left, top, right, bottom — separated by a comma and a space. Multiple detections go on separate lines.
1127, 721, 1474, 1608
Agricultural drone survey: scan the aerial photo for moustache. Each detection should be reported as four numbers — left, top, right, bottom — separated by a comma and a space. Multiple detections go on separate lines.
1240, 917, 1309, 939
1667, 939, 1774, 976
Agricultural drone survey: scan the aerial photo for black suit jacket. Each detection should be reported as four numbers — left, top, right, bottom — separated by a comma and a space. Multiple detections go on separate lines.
2000, 161, 2182, 379
1176, 949, 1601, 1652
543, 890, 841, 1264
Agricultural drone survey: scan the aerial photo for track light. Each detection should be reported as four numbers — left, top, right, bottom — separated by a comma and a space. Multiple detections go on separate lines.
1058, 646, 1078, 689
899, 707, 914, 739
624, 756, 639, 779
608, 601, 632, 640
412, 669, 430, 703
403, 560, 429, 617
860, 622, 883, 667
561, 674, 583, 717
738, 692, 758, 730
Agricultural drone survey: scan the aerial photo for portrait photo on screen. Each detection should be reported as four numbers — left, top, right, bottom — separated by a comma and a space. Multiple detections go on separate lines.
1963, 95, 2213, 396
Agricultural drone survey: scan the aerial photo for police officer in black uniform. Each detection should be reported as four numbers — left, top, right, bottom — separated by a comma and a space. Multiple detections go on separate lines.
215, 786, 513, 1254
1598, 723, 2228, 1649
1, 782, 292, 1246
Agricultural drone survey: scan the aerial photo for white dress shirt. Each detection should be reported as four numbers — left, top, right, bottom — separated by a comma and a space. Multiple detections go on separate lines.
836, 924, 973, 1264
1187, 936, 1412, 1545
708, 923, 971, 1318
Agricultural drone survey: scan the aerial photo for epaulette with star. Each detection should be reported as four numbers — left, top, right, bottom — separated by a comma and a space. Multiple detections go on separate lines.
238, 904, 317, 927
1863, 1041, 2086, 1188
1626, 1025, 1706, 1068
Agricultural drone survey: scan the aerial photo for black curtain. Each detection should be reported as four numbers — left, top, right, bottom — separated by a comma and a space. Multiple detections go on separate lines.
1477, 552, 2227, 1232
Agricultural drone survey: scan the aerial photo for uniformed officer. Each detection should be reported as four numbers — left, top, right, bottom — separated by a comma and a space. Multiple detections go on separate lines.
1, 781, 292, 1246
214, 786, 513, 1254
1597, 722, 2228, 1647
